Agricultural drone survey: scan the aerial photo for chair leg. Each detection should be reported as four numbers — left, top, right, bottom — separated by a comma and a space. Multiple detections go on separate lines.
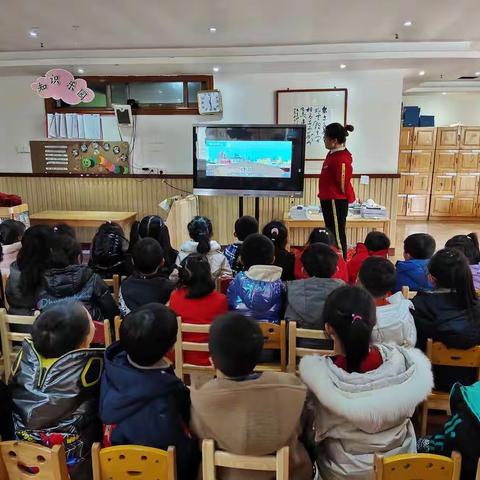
420, 401, 429, 437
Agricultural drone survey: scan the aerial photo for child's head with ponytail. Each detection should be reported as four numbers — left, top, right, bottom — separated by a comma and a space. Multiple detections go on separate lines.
445, 233, 480, 265
322, 286, 377, 373
187, 216, 213, 255
262, 220, 289, 257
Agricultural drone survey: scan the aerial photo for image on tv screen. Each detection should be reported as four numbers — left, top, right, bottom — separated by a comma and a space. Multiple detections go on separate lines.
204, 140, 292, 178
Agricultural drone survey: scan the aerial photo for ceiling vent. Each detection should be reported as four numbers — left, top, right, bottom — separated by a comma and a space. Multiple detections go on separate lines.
458, 76, 478, 79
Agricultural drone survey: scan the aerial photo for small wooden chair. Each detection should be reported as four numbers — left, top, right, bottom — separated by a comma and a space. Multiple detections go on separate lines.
202, 439, 288, 480
92, 443, 176, 480
1, 273, 9, 311
255, 321, 287, 372
476, 457, 480, 480
104, 274, 120, 303
114, 315, 122, 341
287, 321, 334, 373
374, 451, 461, 480
401, 286, 418, 300
215, 277, 232, 295
174, 317, 214, 381
421, 339, 480, 436
0, 309, 36, 382
0, 441, 70, 480
102, 319, 113, 347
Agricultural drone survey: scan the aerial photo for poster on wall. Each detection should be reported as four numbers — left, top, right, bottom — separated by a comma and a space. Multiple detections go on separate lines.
276, 88, 348, 163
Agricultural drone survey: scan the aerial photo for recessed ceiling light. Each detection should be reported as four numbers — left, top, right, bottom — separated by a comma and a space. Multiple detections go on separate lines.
475, 72, 480, 76
340, 64, 346, 69
403, 21, 413, 27
419, 71, 425, 76
77, 68, 85, 74
28, 30, 38, 37
442, 92, 447, 95
213, 66, 220, 72
209, 27, 217, 33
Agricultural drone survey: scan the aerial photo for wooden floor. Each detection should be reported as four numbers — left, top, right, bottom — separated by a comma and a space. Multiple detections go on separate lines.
394, 220, 479, 261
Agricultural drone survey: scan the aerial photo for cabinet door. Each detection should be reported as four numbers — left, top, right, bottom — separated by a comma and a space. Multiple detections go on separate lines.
430, 196, 454, 216
397, 195, 407, 216
399, 174, 411, 194
436, 127, 460, 149
411, 150, 434, 173
455, 174, 479, 196
407, 195, 430, 216
410, 173, 432, 195
398, 151, 411, 172
460, 127, 480, 149
432, 174, 456, 195
413, 127, 437, 149
399, 127, 414, 149
434, 150, 457, 173
454, 197, 477, 217
457, 150, 480, 172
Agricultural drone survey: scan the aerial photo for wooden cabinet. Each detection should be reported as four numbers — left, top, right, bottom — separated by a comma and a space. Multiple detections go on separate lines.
430, 195, 454, 216
434, 150, 457, 173
399, 174, 409, 193
432, 174, 456, 195
399, 127, 414, 149
436, 127, 460, 149
397, 195, 407, 216
398, 151, 411, 172
411, 150, 434, 173
460, 127, 480, 149
413, 127, 437, 149
453, 197, 477, 216
457, 150, 480, 172
410, 173, 432, 194
407, 195, 430, 216
455, 174, 479, 196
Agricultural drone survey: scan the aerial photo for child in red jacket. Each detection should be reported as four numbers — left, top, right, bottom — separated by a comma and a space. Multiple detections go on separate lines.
347, 231, 390, 284
293, 228, 348, 282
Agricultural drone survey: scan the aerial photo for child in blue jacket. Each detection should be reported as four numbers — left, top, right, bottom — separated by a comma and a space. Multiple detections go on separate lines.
227, 234, 284, 324
100, 303, 198, 480
396, 233, 436, 292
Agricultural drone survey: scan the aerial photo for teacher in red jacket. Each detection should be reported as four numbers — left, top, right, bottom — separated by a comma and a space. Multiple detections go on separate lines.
318, 123, 356, 258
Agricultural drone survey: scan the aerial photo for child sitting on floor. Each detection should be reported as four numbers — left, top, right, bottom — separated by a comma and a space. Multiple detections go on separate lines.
286, 243, 344, 337
395, 233, 435, 292
293, 227, 348, 282
119, 238, 175, 316
347, 231, 390, 284
300, 286, 433, 480
262, 220, 295, 281
10, 303, 103, 480
191, 312, 313, 480
359, 256, 416, 347
227, 233, 284, 324
169, 254, 228, 366
175, 216, 232, 279
100, 303, 198, 480
0, 219, 25, 276
413, 248, 480, 391
224, 215, 259, 274
446, 232, 480, 290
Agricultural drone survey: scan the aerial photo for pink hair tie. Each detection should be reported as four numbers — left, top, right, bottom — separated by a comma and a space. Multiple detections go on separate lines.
271, 227, 279, 236
351, 314, 362, 324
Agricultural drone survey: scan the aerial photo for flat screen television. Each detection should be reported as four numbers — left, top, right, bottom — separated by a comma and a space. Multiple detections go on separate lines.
193, 124, 306, 197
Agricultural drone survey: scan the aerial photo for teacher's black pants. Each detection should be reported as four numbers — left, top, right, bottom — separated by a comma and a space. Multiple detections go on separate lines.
320, 199, 349, 258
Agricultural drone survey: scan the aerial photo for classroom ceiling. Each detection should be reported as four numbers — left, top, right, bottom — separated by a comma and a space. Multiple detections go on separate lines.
1, 0, 480, 92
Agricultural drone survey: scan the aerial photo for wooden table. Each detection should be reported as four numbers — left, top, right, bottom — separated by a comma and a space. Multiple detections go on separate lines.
30, 210, 137, 232
284, 213, 390, 244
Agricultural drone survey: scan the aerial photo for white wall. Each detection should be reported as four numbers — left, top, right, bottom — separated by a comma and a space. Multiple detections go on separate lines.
0, 70, 404, 174
403, 92, 480, 127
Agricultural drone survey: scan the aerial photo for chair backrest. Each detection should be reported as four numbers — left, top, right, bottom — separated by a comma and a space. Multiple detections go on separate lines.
401, 286, 417, 300
215, 277, 232, 295
114, 315, 122, 342
91, 442, 176, 480
0, 309, 36, 382
202, 439, 288, 480
427, 339, 480, 379
287, 321, 334, 373
104, 274, 120, 303
257, 321, 287, 371
374, 451, 461, 480
0, 441, 70, 480
174, 317, 214, 381
1, 274, 9, 311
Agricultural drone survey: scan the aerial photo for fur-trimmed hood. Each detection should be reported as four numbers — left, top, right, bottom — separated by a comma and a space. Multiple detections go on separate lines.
300, 344, 433, 433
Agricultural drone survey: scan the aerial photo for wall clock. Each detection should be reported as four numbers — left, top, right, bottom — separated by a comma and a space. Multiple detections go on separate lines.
198, 89, 223, 115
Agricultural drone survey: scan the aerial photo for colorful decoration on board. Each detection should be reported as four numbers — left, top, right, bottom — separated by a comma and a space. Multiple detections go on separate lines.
31, 69, 95, 105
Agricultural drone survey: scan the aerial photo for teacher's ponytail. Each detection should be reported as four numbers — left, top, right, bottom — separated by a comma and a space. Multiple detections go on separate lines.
325, 123, 354, 144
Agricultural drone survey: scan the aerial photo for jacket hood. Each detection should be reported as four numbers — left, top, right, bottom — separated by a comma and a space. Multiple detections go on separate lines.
355, 243, 389, 258
300, 344, 433, 433
396, 259, 431, 287
100, 342, 182, 425
191, 372, 307, 455
43, 264, 94, 297
180, 240, 221, 255
2, 242, 21, 255
246, 265, 283, 282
